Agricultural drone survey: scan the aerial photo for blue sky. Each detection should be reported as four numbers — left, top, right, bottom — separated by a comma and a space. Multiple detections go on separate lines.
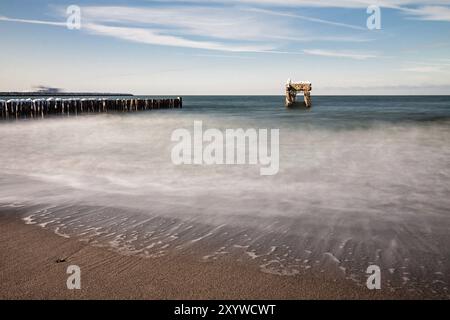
1, 0, 450, 95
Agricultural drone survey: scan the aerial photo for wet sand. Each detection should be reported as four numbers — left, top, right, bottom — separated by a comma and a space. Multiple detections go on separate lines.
0, 212, 430, 300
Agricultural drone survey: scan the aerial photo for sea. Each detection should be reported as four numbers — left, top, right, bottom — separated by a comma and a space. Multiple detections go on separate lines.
1, 95, 449, 297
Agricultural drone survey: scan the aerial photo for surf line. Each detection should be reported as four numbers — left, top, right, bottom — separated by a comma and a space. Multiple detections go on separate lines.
171, 120, 279, 175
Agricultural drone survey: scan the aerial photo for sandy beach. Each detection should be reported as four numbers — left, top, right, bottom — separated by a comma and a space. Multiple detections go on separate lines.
0, 210, 434, 300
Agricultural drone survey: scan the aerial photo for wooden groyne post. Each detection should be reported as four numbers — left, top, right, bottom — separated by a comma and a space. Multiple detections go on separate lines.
285, 80, 312, 108
0, 97, 183, 120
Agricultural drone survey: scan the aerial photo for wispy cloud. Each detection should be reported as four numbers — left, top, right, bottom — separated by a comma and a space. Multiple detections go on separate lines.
80, 6, 284, 42
190, 53, 254, 59
0, 4, 377, 54
77, 5, 380, 52
187, 0, 450, 22
271, 35, 374, 43
174, 0, 450, 10
245, 7, 367, 30
303, 49, 377, 60
0, 12, 275, 53
0, 15, 66, 27
400, 66, 443, 72
84, 23, 273, 52
403, 5, 450, 21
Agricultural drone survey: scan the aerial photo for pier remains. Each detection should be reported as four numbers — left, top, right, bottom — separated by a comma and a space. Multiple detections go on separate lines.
0, 97, 182, 120
285, 79, 312, 108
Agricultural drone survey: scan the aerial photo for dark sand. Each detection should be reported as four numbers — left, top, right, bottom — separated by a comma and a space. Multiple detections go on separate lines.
0, 212, 428, 300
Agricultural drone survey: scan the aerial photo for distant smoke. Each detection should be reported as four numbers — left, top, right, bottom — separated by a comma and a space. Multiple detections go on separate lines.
33, 85, 63, 93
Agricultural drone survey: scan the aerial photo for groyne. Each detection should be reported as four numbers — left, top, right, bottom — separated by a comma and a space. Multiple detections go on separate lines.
0, 97, 182, 120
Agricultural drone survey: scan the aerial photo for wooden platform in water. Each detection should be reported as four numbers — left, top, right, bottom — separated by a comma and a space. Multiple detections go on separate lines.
285, 80, 312, 108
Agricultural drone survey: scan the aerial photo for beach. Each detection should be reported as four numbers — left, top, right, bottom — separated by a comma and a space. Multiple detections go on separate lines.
2, 0, 450, 305
0, 209, 429, 299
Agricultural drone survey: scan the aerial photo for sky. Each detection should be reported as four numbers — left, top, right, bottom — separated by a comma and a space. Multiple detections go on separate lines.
1, 0, 450, 95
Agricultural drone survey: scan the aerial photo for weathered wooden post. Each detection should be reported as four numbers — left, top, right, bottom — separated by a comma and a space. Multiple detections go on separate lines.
0, 100, 5, 120
15, 99, 19, 119
6, 100, 13, 119
6, 100, 11, 119
29, 99, 35, 118
39, 99, 44, 118
285, 85, 297, 107
303, 91, 311, 107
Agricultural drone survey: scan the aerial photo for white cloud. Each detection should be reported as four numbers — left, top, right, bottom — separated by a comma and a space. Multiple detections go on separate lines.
0, 15, 66, 27
175, 0, 450, 22
76, 5, 375, 49
0, 14, 274, 52
245, 7, 366, 30
83, 23, 273, 52
404, 5, 450, 21
241, 0, 450, 22
303, 49, 377, 59
401, 66, 443, 72
80, 6, 285, 42
176, 0, 450, 10
67, 5, 375, 52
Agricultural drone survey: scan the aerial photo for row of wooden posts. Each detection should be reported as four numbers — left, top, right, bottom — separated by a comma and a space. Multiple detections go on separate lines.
0, 97, 182, 120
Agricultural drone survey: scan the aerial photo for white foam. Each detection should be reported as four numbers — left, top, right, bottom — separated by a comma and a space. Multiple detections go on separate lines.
323, 252, 340, 264
22, 215, 37, 225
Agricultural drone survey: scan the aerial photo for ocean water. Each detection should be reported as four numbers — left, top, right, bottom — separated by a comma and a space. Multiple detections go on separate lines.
1, 96, 449, 296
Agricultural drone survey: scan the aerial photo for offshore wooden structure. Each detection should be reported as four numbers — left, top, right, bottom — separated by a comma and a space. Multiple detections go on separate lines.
285, 80, 312, 108
0, 97, 182, 120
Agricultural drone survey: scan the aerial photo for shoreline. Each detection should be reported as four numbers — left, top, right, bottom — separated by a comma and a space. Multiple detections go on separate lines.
0, 211, 432, 300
